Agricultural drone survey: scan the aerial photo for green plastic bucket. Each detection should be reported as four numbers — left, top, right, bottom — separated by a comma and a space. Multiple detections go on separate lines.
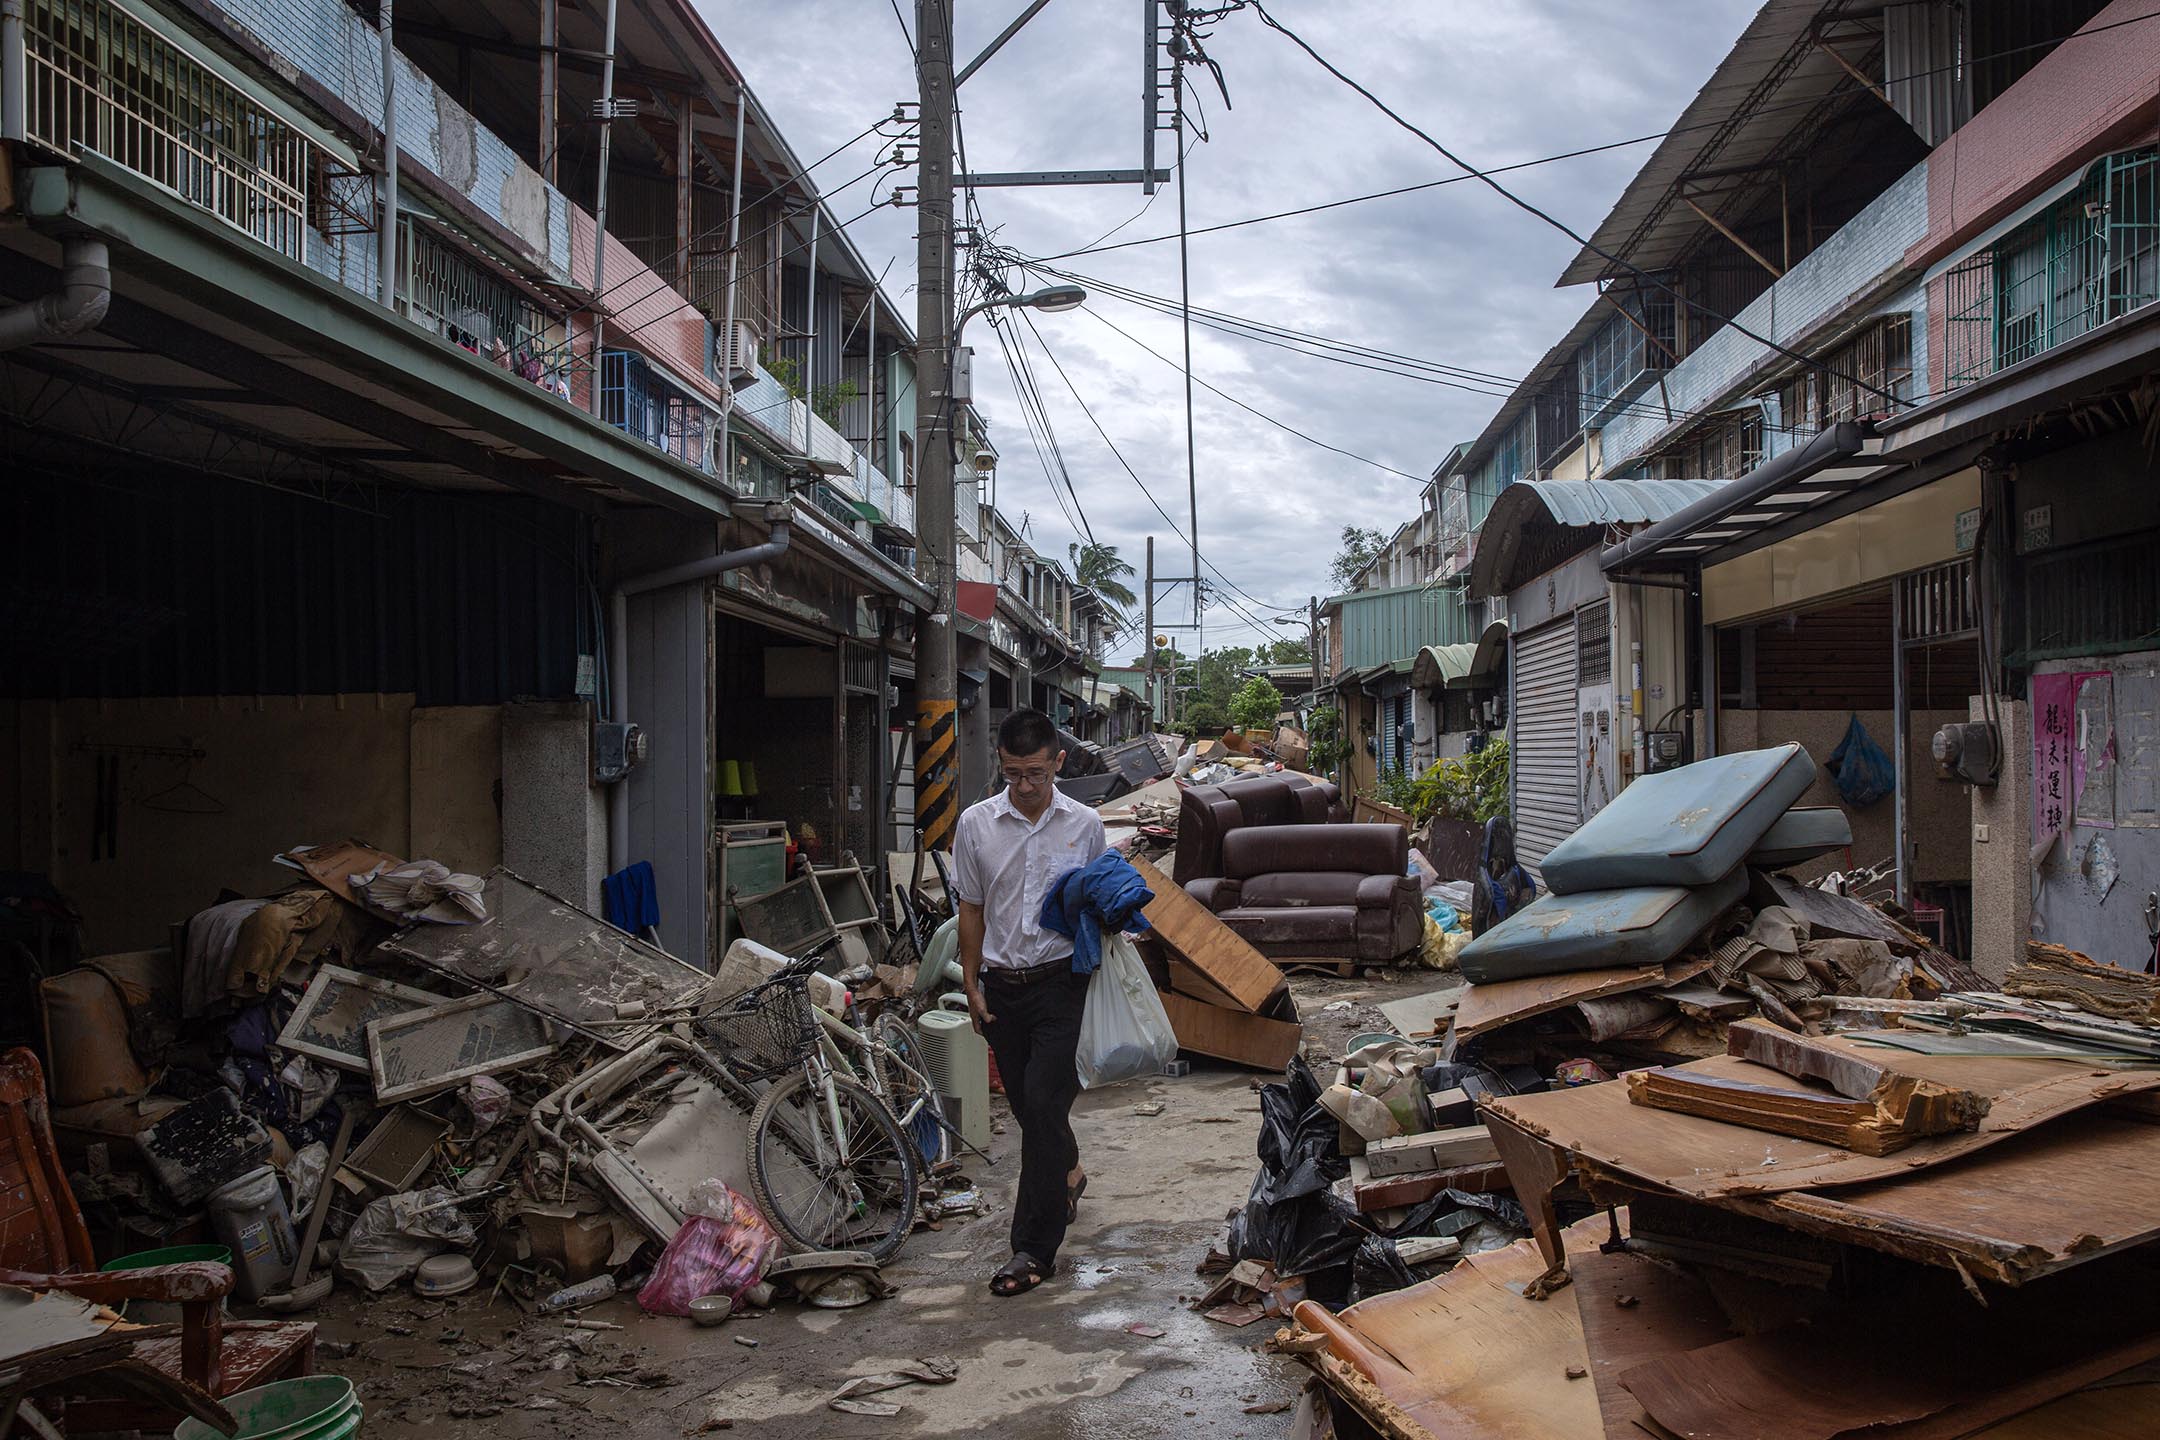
100, 1245, 234, 1322
174, 1376, 362, 1440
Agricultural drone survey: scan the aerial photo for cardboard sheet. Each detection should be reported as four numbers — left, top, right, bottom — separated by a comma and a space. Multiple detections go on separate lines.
1453, 956, 1708, 1042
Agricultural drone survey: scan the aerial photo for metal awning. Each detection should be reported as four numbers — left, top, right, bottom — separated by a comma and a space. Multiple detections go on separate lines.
1449, 621, 1511, 690
1470, 477, 1725, 596
1410, 642, 1478, 691
1599, 422, 1907, 574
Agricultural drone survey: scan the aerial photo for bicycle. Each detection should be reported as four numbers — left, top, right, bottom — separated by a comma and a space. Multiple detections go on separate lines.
816, 968, 956, 1172
700, 943, 920, 1261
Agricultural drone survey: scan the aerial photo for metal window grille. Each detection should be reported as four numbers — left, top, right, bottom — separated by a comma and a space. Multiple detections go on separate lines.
1576, 600, 1611, 684
23, 0, 316, 260
1822, 314, 1914, 423
1898, 559, 1977, 642
600, 349, 718, 472
1576, 293, 1676, 427
1946, 149, 2160, 389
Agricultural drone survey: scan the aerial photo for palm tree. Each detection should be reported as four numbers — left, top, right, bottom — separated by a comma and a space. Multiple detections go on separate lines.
1069, 541, 1139, 616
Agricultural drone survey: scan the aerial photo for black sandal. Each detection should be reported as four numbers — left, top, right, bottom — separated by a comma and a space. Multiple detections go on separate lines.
1067, 1173, 1088, 1224
990, 1252, 1052, 1297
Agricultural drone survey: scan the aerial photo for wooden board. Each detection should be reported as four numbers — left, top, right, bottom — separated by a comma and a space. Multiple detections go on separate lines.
1625, 1057, 1984, 1157
1615, 1246, 2160, 1439
1484, 1052, 2160, 1202
1453, 955, 1710, 1043
1364, 1124, 1501, 1177
1129, 854, 1282, 1013
1571, 1242, 1733, 1440
1158, 988, 1302, 1071
1291, 1218, 1607, 1440
1164, 956, 1244, 1012
1735, 1111, 2160, 1286
1377, 984, 1463, 1041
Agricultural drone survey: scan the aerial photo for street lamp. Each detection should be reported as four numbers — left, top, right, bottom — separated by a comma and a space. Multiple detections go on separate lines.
958, 283, 1088, 334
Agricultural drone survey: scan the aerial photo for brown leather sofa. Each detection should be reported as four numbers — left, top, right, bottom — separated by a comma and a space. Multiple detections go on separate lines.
1185, 823, 1422, 963
1171, 773, 1343, 886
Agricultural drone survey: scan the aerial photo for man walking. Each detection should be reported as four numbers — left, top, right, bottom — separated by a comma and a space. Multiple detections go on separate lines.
952, 707, 1104, 1296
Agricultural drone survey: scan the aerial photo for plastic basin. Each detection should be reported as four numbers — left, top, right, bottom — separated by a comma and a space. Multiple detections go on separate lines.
174, 1376, 362, 1440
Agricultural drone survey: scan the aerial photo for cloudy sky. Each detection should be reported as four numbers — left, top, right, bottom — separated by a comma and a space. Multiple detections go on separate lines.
705, 0, 1757, 653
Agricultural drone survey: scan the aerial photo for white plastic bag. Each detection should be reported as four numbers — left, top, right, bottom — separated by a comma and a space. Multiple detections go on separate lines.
1075, 934, 1178, 1089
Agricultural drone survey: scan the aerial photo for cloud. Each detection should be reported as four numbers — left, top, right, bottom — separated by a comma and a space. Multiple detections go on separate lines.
702, 0, 1755, 644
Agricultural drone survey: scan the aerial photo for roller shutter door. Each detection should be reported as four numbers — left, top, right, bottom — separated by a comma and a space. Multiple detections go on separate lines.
1511, 617, 1580, 874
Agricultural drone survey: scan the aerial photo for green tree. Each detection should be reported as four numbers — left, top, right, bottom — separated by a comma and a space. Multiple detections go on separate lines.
1068, 541, 1139, 616
1229, 676, 1285, 730
1259, 635, 1312, 666
1321, 524, 1391, 591
1330, 525, 1387, 591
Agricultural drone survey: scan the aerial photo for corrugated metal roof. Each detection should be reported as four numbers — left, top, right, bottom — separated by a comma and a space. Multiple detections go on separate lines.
1558, 0, 1869, 286
1470, 479, 1726, 597
1323, 584, 1482, 672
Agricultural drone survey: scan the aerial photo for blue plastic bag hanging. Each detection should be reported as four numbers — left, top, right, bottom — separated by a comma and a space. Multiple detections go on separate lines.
1824, 713, 1895, 808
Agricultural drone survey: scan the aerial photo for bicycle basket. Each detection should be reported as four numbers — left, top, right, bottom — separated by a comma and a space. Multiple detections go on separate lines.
702, 978, 820, 1080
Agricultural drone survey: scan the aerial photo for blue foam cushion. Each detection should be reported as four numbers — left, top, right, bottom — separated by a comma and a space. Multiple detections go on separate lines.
1746, 806, 1853, 869
1456, 867, 1748, 984
1539, 743, 1817, 895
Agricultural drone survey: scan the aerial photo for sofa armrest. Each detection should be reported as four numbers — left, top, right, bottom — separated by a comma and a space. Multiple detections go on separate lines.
1183, 878, 1243, 912
1355, 873, 1416, 909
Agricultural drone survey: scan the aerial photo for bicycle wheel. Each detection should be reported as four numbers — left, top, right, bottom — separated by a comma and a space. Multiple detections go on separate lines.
873, 1012, 951, 1169
747, 1071, 919, 1261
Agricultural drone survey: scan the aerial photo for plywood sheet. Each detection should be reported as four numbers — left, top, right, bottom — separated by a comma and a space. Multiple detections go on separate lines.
1617, 1250, 2160, 1440
1129, 855, 1282, 1013
1738, 1112, 2160, 1285
1292, 1217, 1606, 1440
1487, 1050, 2160, 1201
1159, 988, 1301, 1071
1453, 955, 1708, 1042
1570, 1244, 1732, 1440
1377, 984, 1464, 1041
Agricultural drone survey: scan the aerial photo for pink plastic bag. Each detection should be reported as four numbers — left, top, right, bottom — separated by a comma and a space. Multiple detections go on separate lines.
635, 1181, 783, 1316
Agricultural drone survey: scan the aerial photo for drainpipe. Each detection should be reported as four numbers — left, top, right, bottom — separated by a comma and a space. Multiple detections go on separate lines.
378, 0, 398, 309
3, 0, 27, 144
0, 238, 111, 352
606, 504, 793, 873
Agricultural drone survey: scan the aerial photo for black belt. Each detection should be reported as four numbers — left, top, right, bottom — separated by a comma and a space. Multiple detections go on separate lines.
983, 959, 1072, 987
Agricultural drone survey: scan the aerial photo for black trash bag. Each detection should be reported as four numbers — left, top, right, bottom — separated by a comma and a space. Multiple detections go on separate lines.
1349, 1235, 1419, 1303
1229, 1055, 1359, 1282
1418, 1061, 1481, 1094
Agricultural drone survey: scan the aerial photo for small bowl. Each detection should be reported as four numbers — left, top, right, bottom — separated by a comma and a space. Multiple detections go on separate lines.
688, 1294, 733, 1327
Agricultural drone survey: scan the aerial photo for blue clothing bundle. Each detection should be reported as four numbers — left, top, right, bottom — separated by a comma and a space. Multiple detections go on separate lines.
603, 861, 661, 936
1039, 851, 1155, 976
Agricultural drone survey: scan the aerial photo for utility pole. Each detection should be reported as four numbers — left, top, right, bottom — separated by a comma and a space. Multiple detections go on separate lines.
912, 0, 960, 852
1309, 594, 1321, 701
1143, 536, 1155, 727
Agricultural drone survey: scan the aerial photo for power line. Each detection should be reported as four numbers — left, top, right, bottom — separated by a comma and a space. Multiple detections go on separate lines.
988, 314, 1092, 544
1029, 6, 2160, 264
1241, 0, 1912, 411
1001, 312, 1097, 544
1077, 304, 1423, 481
1016, 309, 1304, 620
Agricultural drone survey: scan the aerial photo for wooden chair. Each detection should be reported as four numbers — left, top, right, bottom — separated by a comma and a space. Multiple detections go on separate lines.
0, 1047, 316, 1432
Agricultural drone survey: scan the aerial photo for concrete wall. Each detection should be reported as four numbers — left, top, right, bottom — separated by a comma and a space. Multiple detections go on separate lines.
1969, 696, 2032, 983
3, 694, 517, 953
1720, 706, 1969, 887
2028, 654, 2160, 972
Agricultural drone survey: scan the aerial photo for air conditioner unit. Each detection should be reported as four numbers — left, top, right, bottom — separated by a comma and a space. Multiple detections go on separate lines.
717, 322, 759, 391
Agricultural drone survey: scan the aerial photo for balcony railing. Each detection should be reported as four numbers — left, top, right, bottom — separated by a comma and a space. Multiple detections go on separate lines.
1944, 149, 2160, 389
22, 0, 322, 260
601, 350, 720, 472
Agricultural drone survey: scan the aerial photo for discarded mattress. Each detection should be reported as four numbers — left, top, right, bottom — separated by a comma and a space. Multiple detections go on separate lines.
1456, 868, 1746, 984
1745, 805, 1852, 869
1538, 744, 1815, 895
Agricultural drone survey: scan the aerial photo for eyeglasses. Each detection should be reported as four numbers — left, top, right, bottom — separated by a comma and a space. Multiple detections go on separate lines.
1001, 767, 1055, 787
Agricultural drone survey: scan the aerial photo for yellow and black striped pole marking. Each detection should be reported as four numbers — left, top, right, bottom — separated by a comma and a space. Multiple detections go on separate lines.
914, 698, 959, 852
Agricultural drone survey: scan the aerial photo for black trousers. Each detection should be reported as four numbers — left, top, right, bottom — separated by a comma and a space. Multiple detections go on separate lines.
981, 965, 1086, 1266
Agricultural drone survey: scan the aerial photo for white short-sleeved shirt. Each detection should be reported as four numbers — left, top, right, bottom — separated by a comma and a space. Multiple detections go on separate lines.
949, 786, 1107, 970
